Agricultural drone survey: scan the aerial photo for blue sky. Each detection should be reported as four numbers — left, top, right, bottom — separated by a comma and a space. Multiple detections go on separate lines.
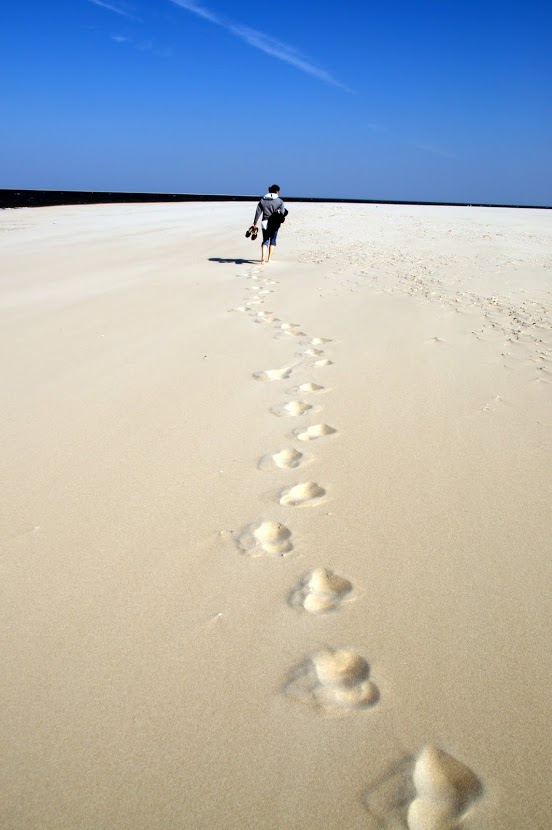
1, 0, 550, 203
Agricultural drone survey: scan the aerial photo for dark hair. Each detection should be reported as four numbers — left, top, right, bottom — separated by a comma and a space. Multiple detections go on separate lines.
268, 184, 280, 193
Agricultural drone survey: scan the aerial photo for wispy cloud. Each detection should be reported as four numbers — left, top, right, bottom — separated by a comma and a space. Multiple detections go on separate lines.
88, 0, 138, 21
171, 0, 222, 24
170, 0, 350, 90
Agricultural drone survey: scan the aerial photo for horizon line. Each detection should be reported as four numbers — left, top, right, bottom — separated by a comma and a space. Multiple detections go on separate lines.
1, 188, 550, 211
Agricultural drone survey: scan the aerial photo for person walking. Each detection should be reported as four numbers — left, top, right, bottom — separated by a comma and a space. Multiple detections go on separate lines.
252, 184, 288, 264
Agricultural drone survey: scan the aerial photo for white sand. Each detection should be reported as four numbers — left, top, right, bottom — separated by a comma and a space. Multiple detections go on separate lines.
1, 202, 551, 829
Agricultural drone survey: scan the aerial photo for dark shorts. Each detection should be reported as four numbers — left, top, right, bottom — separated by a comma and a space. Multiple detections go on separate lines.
262, 227, 278, 246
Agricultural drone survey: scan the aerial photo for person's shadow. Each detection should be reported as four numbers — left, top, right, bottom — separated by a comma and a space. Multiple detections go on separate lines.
208, 257, 258, 264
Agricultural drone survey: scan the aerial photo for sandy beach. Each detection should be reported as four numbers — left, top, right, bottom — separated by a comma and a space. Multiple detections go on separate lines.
1, 201, 551, 830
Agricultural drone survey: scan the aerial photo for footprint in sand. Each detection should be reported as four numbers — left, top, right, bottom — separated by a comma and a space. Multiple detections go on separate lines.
408, 747, 482, 830
309, 358, 333, 367
271, 401, 313, 417
253, 367, 293, 382
309, 337, 332, 345
299, 382, 326, 392
295, 423, 337, 441
288, 382, 326, 395
237, 520, 293, 557
275, 323, 308, 338
258, 448, 305, 470
279, 482, 326, 507
283, 329, 307, 338
289, 567, 353, 613
285, 648, 379, 710
363, 747, 482, 830
303, 348, 325, 357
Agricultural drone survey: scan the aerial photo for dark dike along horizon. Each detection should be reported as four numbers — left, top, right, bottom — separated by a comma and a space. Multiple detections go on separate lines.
0, 189, 550, 210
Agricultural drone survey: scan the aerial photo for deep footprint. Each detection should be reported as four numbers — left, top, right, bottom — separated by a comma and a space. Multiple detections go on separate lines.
363, 748, 482, 830
289, 567, 353, 613
237, 520, 293, 557
259, 448, 305, 470
271, 401, 313, 417
279, 482, 326, 506
295, 423, 337, 441
253, 367, 292, 382
285, 648, 379, 710
297, 382, 325, 393
408, 746, 482, 830
309, 358, 333, 367
283, 329, 307, 338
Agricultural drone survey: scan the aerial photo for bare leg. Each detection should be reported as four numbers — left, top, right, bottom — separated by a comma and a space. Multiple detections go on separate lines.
261, 242, 266, 264
267, 244, 274, 262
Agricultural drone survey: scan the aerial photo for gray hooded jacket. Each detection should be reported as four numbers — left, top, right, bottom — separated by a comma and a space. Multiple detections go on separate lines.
254, 193, 286, 227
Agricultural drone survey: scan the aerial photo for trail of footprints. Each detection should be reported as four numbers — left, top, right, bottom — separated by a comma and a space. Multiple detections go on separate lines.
229, 266, 485, 827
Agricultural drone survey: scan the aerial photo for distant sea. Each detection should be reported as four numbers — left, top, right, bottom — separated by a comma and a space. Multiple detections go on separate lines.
1, 189, 549, 210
